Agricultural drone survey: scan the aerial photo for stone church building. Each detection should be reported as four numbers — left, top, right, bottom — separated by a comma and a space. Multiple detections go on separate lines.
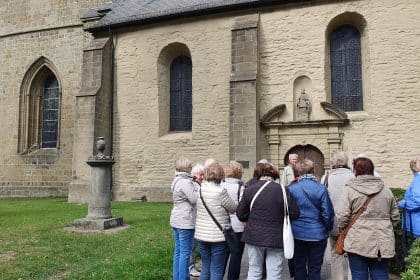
1, 0, 419, 202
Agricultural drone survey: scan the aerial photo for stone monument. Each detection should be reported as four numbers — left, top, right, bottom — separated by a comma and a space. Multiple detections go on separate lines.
64, 137, 129, 233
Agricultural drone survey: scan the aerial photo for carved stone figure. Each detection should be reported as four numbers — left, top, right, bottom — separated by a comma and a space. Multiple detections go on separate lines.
296, 89, 311, 121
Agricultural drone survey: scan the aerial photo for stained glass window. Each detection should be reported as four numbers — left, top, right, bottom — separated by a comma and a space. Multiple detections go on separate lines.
330, 25, 363, 111
41, 75, 59, 148
170, 56, 192, 131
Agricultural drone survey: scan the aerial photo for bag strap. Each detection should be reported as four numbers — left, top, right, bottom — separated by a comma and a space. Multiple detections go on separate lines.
250, 180, 271, 211
297, 183, 322, 213
342, 195, 375, 236
199, 187, 224, 232
280, 183, 289, 217
237, 181, 244, 201
323, 171, 329, 188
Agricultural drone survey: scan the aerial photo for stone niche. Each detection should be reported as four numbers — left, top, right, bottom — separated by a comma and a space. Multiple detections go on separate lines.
260, 101, 350, 174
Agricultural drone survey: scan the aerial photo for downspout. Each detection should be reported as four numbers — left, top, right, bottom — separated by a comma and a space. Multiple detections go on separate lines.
108, 26, 115, 191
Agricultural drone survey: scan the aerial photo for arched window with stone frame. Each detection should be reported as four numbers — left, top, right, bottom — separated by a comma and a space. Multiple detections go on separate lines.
18, 57, 61, 153
169, 56, 192, 131
330, 25, 363, 112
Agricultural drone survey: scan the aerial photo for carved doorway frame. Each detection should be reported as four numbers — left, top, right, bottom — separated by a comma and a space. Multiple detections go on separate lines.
285, 144, 325, 181
260, 102, 350, 177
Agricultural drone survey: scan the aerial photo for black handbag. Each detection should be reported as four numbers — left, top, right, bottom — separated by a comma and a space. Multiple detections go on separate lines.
199, 188, 240, 254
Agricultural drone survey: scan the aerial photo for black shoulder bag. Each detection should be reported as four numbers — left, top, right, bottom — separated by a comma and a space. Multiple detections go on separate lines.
199, 188, 240, 254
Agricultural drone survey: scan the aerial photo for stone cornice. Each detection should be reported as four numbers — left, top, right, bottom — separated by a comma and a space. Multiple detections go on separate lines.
320, 102, 348, 119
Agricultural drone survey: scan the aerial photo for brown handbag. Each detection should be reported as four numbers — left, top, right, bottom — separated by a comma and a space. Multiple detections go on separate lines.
336, 195, 374, 255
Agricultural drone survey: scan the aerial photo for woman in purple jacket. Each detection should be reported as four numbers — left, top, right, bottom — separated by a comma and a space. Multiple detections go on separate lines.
237, 163, 300, 279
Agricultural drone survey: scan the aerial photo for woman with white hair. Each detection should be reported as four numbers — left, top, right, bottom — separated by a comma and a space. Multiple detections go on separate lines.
195, 162, 237, 280
221, 161, 245, 280
170, 158, 198, 280
321, 151, 354, 280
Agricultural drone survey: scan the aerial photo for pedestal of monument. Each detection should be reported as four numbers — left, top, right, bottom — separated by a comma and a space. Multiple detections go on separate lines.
64, 137, 129, 233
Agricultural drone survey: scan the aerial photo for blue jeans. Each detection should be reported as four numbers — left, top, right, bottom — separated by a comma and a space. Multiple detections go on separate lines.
198, 241, 226, 280
247, 244, 284, 280
172, 228, 194, 280
293, 239, 327, 280
348, 253, 389, 280
224, 232, 245, 280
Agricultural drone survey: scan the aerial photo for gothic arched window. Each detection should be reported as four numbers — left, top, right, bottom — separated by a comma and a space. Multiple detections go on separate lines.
330, 25, 363, 111
18, 57, 61, 153
170, 56, 192, 131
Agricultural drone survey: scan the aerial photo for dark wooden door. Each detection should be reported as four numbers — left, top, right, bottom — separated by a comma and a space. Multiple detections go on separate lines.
284, 145, 325, 181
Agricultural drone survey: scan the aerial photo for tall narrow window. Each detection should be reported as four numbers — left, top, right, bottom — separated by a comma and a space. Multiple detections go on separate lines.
18, 57, 61, 153
41, 75, 60, 148
170, 56, 192, 131
330, 25, 363, 111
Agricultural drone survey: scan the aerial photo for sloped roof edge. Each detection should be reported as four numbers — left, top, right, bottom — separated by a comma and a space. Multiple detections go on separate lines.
84, 0, 308, 33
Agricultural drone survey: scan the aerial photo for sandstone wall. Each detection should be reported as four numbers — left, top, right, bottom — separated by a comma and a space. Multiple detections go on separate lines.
113, 0, 419, 201
112, 17, 233, 200
258, 0, 420, 187
0, 0, 108, 197
1, 0, 418, 200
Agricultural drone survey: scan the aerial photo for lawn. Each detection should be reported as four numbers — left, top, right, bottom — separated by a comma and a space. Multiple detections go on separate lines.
0, 198, 173, 280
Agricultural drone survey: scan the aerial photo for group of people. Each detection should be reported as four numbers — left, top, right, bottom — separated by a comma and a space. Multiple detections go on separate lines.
170, 152, 420, 280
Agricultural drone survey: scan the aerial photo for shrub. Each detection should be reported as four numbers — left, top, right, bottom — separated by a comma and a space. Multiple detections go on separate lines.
401, 239, 420, 280
390, 188, 406, 274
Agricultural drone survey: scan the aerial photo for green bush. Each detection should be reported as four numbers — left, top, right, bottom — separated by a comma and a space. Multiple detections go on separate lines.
390, 188, 406, 274
401, 239, 420, 280
391, 187, 406, 201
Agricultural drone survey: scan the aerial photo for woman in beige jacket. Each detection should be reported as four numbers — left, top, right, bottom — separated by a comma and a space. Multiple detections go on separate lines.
195, 162, 237, 280
336, 157, 400, 280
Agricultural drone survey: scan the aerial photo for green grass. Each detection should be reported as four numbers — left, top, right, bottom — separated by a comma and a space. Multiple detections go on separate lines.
0, 198, 173, 280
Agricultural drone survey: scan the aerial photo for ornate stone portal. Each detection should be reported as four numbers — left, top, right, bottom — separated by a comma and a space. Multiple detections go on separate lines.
64, 137, 129, 233
261, 102, 350, 173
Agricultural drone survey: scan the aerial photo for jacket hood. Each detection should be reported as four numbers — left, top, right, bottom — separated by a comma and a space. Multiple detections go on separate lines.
171, 172, 191, 192
347, 175, 384, 195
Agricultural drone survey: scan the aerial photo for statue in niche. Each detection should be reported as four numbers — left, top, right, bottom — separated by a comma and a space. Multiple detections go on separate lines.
296, 89, 311, 121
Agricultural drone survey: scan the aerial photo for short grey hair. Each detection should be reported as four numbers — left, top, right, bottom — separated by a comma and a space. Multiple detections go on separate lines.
175, 158, 192, 173
191, 163, 205, 177
204, 158, 217, 167
331, 150, 349, 168
296, 159, 314, 175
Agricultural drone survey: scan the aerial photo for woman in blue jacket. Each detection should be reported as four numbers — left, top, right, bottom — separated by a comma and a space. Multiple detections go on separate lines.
288, 159, 335, 280
398, 158, 420, 237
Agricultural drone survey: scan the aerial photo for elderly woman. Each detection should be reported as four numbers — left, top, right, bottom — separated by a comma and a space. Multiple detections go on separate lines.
195, 162, 237, 280
188, 163, 205, 277
288, 159, 335, 280
221, 161, 245, 280
321, 151, 354, 280
337, 157, 400, 280
170, 158, 198, 280
398, 158, 420, 238
237, 163, 300, 280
